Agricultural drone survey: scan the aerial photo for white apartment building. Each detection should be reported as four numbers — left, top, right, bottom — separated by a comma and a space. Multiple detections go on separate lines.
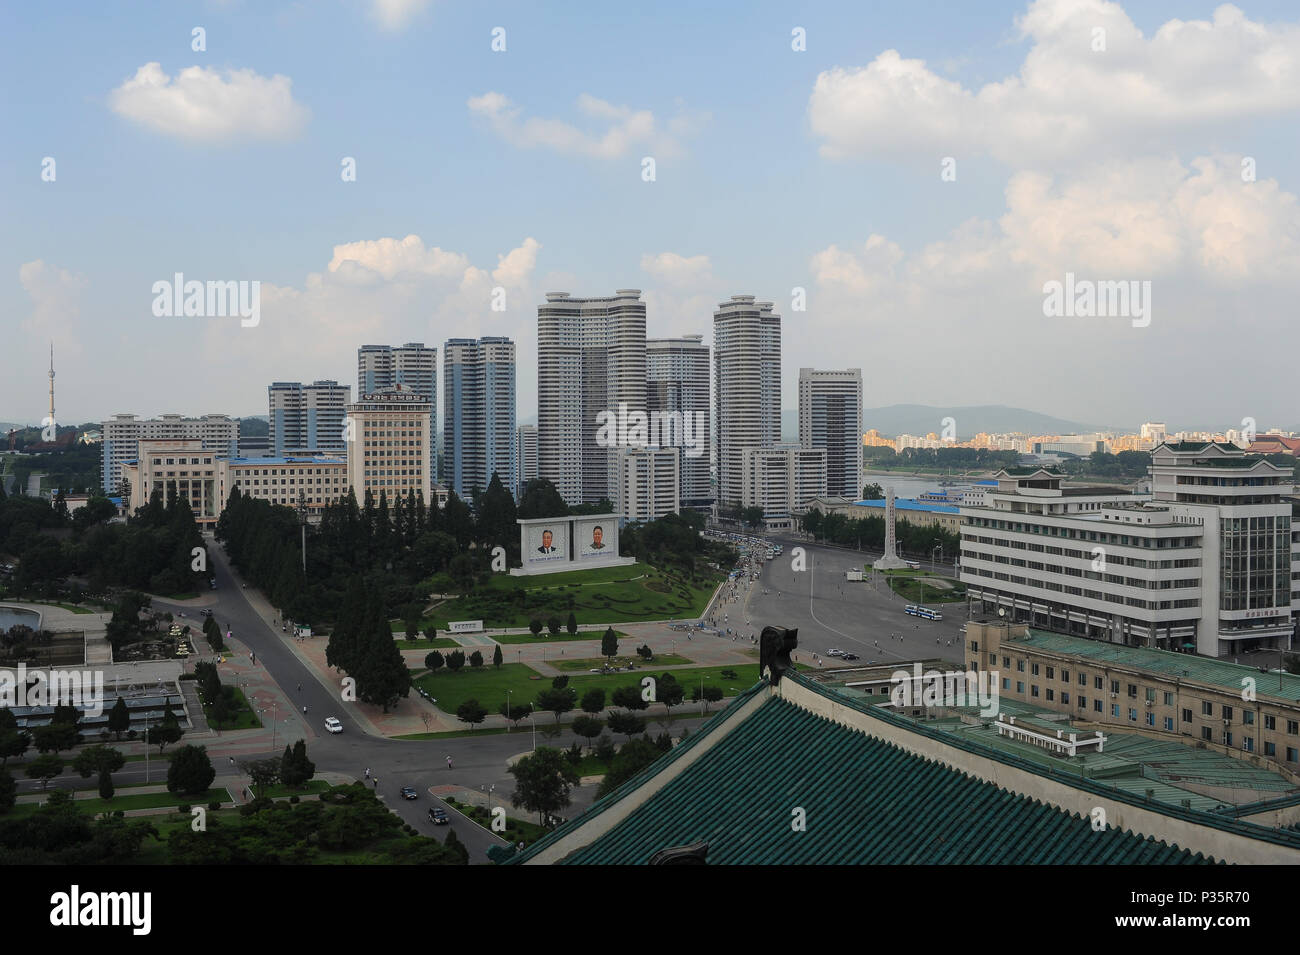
101, 413, 237, 496
646, 334, 711, 511
615, 447, 680, 523
443, 336, 516, 498
120, 439, 346, 523
714, 295, 781, 510
358, 343, 437, 477
268, 380, 350, 455
537, 290, 646, 507
960, 442, 1296, 657
345, 388, 433, 504
742, 445, 826, 530
798, 368, 863, 499
515, 424, 538, 500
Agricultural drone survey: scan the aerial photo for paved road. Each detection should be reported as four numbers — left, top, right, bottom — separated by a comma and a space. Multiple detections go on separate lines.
713, 533, 969, 668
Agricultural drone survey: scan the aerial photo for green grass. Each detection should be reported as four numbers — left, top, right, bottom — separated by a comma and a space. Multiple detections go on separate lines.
414, 662, 761, 715
10, 787, 231, 818
421, 562, 721, 629
204, 687, 262, 730
393, 637, 459, 650
493, 628, 628, 645
549, 654, 693, 671
886, 575, 966, 603
263, 780, 331, 798
443, 797, 550, 846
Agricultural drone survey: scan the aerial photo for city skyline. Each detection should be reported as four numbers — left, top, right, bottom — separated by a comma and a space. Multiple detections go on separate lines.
8, 0, 1300, 428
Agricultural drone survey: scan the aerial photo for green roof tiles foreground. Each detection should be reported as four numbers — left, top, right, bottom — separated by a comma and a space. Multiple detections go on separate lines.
531, 695, 1213, 865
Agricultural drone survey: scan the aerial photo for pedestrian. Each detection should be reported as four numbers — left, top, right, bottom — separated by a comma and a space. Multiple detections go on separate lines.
365, 767, 370, 779
303, 705, 308, 714
373, 777, 378, 788
297, 682, 302, 692
446, 756, 453, 769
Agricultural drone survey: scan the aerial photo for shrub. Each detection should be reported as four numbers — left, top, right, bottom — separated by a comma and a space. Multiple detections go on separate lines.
208, 799, 221, 811
289, 795, 300, 804
177, 803, 191, 814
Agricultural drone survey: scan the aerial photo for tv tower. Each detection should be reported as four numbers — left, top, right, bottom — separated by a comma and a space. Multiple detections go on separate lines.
48, 341, 56, 425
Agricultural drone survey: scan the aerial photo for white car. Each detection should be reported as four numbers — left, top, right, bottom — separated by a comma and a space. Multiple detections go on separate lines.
827, 648, 844, 657
324, 717, 343, 734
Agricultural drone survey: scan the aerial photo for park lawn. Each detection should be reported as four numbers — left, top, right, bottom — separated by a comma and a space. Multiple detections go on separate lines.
549, 654, 694, 672
422, 562, 722, 628
393, 636, 459, 650
494, 628, 627, 645
443, 797, 550, 846
205, 686, 262, 730
414, 662, 762, 716
9, 787, 232, 818
887, 575, 965, 603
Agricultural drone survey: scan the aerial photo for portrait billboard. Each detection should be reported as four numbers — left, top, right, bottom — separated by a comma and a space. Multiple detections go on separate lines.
523, 522, 568, 567
574, 518, 617, 560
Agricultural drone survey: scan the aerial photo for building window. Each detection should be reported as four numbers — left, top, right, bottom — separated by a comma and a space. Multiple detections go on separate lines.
1078, 672, 1087, 686
1264, 715, 1276, 730
1016, 681, 1024, 694
1031, 663, 1039, 676
1128, 707, 1137, 721
1045, 688, 1054, 701
1201, 726, 1212, 741
1222, 705, 1233, 722
1264, 741, 1276, 757
1016, 660, 1025, 672
1288, 747, 1298, 762
1163, 692, 1173, 706
1201, 701, 1213, 716
1095, 676, 1104, 690
1243, 711, 1255, 726
1182, 708, 1192, 723
1112, 704, 1120, 717
1031, 685, 1040, 698
1163, 717, 1174, 731
1061, 692, 1070, 705
1289, 720, 1300, 735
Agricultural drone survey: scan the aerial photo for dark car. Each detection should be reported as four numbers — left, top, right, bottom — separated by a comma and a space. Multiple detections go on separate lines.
428, 807, 448, 824
841, 652, 860, 661
400, 786, 419, 800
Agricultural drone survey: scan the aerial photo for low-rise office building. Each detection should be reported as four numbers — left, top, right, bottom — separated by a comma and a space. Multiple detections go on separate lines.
966, 621, 1300, 775
742, 445, 826, 530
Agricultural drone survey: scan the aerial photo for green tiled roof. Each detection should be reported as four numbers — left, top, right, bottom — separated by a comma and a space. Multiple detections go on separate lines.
525, 694, 1213, 865
1015, 629, 1300, 703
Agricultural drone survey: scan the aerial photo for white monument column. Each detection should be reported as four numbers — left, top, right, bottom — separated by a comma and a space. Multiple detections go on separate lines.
873, 486, 909, 570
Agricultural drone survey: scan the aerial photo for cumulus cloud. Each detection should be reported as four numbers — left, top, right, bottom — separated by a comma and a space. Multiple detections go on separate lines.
809, 0, 1300, 164
799, 153, 1300, 425
468, 92, 703, 159
109, 62, 310, 142
639, 252, 713, 286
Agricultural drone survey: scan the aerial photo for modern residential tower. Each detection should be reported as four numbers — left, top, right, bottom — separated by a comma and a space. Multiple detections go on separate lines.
714, 295, 781, 510
647, 334, 711, 512
267, 380, 350, 455
442, 336, 517, 499
798, 368, 863, 499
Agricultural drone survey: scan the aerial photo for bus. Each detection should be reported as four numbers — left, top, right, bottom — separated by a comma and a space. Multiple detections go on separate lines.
904, 604, 943, 621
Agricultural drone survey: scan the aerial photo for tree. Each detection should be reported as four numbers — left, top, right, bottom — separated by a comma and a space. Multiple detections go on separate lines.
690, 685, 725, 713
0, 730, 30, 767
529, 619, 543, 637
566, 611, 578, 635
469, 650, 484, 668
601, 626, 618, 663
517, 478, 570, 520
551, 675, 569, 690
444, 826, 470, 864
498, 702, 531, 728
425, 650, 444, 673
26, 753, 64, 790
72, 744, 125, 782
607, 710, 646, 742
98, 770, 115, 801
456, 698, 488, 731
862, 482, 884, 500
535, 686, 577, 725
597, 739, 663, 798
547, 616, 561, 636
106, 696, 130, 740
637, 643, 653, 660
507, 747, 579, 826
403, 603, 422, 639
240, 757, 281, 799
580, 688, 606, 716
33, 721, 79, 754
280, 740, 316, 788
659, 674, 685, 714
610, 685, 649, 712
147, 708, 184, 753
492, 644, 503, 669
570, 715, 604, 751
167, 744, 215, 795
0, 769, 15, 814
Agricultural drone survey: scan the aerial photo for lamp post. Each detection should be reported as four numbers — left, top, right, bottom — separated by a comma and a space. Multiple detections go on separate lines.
506, 689, 512, 733
529, 703, 536, 752
142, 711, 152, 783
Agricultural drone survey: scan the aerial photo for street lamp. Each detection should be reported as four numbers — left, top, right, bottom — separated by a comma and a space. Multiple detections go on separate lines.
529, 703, 536, 752
506, 689, 512, 733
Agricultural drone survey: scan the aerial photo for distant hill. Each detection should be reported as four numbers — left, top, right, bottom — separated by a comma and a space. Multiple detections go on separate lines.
782, 404, 1095, 441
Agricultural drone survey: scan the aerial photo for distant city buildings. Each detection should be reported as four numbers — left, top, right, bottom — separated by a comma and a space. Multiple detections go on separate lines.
267, 380, 350, 455
799, 368, 862, 499
101, 413, 237, 496
515, 424, 538, 500
442, 336, 516, 498
741, 445, 825, 530
537, 290, 646, 507
714, 295, 781, 511
646, 334, 711, 512
614, 447, 680, 523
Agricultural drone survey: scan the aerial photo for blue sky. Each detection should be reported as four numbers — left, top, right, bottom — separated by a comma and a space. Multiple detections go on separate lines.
5, 0, 1300, 432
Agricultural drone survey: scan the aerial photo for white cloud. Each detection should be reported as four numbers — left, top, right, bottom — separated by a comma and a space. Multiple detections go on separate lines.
809, 0, 1300, 164
19, 260, 88, 359
369, 0, 432, 30
109, 62, 309, 142
468, 92, 702, 159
